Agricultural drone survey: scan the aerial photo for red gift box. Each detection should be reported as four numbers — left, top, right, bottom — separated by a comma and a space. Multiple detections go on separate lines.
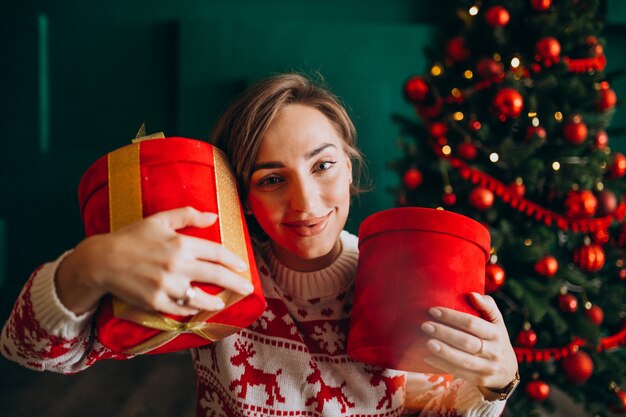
78, 136, 266, 355
347, 207, 490, 373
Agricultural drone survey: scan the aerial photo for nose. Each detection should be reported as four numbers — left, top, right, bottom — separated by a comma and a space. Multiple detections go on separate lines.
289, 176, 319, 213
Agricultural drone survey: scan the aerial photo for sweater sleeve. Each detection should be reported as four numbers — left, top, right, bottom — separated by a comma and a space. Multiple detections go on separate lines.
0, 252, 131, 373
404, 372, 506, 416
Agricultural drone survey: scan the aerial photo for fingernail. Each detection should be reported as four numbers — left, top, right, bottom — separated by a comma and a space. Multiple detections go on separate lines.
472, 292, 484, 300
421, 322, 435, 334
427, 339, 442, 353
236, 261, 249, 272
204, 212, 218, 222
213, 299, 225, 310
242, 282, 254, 295
429, 308, 443, 318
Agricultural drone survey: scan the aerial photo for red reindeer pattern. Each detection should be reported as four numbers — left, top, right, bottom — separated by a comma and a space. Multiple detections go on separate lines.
365, 366, 405, 410
229, 340, 285, 406
305, 360, 355, 413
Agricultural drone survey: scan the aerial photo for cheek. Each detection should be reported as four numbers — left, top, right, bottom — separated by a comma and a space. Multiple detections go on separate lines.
248, 194, 282, 225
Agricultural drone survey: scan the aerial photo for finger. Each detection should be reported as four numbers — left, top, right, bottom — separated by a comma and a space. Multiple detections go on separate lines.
429, 307, 497, 340
150, 206, 218, 230
420, 321, 484, 355
424, 338, 492, 376
153, 292, 200, 316
184, 262, 254, 296
469, 292, 504, 324
185, 287, 227, 311
182, 236, 249, 273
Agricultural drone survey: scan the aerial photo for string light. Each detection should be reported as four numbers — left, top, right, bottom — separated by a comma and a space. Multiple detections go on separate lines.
552, 161, 561, 170
464, 70, 474, 79
596, 182, 604, 191
528, 111, 537, 118
469, 5, 479, 15
532, 117, 540, 127
453, 111, 464, 121
524, 239, 533, 246
451, 88, 462, 97
600, 161, 607, 169
554, 111, 563, 121
489, 152, 500, 162
442, 145, 452, 155
493, 53, 502, 62
431, 65, 443, 76
511, 57, 521, 68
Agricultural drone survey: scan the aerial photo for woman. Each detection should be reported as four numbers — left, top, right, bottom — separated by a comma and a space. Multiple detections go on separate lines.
1, 73, 518, 416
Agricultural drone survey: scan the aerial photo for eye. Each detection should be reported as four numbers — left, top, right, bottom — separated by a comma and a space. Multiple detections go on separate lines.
315, 161, 337, 172
257, 175, 283, 187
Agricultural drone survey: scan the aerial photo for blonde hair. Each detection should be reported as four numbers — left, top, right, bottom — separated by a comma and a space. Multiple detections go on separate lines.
210, 73, 367, 199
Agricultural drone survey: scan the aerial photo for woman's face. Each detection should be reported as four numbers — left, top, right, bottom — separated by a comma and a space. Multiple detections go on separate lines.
247, 103, 352, 271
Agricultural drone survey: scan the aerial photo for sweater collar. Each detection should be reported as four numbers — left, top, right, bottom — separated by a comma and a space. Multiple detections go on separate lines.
259, 231, 359, 299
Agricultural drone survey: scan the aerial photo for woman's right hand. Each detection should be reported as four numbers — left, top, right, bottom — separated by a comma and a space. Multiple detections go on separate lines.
55, 206, 254, 316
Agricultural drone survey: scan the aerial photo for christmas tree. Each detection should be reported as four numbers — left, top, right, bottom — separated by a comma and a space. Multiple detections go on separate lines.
392, 0, 626, 415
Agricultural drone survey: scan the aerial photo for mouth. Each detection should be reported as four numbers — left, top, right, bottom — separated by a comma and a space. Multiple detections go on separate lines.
283, 211, 333, 237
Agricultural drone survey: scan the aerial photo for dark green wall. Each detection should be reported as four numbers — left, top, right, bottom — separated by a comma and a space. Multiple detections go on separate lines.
1, 1, 625, 314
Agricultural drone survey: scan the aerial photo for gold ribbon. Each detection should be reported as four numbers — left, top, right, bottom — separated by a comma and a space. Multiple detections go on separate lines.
106, 139, 252, 354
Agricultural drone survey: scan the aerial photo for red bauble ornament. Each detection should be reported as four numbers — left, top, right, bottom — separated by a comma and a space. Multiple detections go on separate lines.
585, 304, 604, 325
534, 255, 558, 277
525, 380, 550, 401
531, 0, 552, 11
470, 119, 482, 131
597, 87, 617, 111
564, 190, 597, 219
457, 142, 478, 160
563, 119, 588, 145
493, 88, 524, 118
403, 168, 423, 190
485, 6, 510, 27
405, 76, 430, 103
610, 153, 626, 178
612, 390, 626, 413
485, 263, 506, 293
429, 122, 447, 137
536, 37, 561, 63
596, 190, 618, 216
526, 126, 547, 142
469, 187, 495, 211
573, 243, 606, 272
561, 351, 593, 384
516, 328, 538, 347
620, 268, 626, 280
446, 36, 470, 63
476, 57, 504, 80
442, 191, 457, 206
594, 130, 609, 150
559, 293, 578, 313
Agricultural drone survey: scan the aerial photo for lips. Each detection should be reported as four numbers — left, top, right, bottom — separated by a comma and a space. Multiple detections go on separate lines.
283, 211, 332, 237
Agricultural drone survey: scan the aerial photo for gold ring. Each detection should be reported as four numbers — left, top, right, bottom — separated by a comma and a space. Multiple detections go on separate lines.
476, 338, 485, 355
176, 286, 197, 307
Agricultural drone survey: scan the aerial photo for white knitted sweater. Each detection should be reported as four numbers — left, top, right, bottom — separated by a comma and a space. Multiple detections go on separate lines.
1, 231, 506, 416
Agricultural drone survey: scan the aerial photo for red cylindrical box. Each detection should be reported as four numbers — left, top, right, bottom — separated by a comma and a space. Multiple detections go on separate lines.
347, 207, 490, 373
79, 137, 266, 355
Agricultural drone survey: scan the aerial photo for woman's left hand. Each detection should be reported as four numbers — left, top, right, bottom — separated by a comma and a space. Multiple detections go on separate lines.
420, 292, 518, 393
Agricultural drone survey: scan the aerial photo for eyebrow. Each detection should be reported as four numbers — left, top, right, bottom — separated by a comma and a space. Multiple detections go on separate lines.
251, 143, 337, 173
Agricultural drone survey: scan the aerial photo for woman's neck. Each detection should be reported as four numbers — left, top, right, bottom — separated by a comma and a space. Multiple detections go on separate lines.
269, 239, 342, 272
